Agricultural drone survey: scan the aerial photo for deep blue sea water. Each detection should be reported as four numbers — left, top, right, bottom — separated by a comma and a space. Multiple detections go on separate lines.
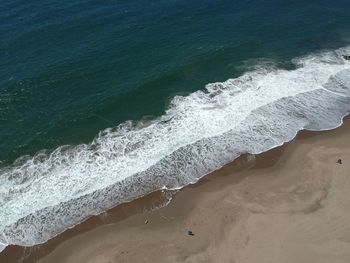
1, 0, 350, 164
1, 0, 350, 251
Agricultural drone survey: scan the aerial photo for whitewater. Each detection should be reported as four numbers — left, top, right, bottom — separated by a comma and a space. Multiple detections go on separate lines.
1, 46, 350, 251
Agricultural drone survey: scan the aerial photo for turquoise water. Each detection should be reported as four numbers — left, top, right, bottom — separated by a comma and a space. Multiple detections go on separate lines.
1, 0, 350, 251
1, 0, 350, 165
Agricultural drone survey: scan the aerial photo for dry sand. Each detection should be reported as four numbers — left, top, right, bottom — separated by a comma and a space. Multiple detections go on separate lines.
2, 121, 350, 263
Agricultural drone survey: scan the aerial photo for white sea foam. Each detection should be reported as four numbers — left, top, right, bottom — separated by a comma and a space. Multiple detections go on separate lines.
0, 243, 5, 253
1, 46, 350, 250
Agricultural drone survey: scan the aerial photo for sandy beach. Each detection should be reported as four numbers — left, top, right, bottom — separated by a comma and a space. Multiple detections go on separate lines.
2, 1, 350, 262
1, 119, 350, 263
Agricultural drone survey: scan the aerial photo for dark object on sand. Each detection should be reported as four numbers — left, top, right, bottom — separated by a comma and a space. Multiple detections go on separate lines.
337, 159, 342, 164
343, 55, 350, 60
188, 230, 195, 236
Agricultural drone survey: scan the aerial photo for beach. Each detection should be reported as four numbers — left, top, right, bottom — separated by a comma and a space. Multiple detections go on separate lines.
2, 1, 350, 262
1, 118, 348, 263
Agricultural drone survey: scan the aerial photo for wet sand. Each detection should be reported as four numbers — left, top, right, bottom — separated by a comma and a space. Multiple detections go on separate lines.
2, 120, 350, 263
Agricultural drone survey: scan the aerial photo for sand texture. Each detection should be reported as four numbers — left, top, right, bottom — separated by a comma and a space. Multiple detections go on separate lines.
30, 121, 350, 263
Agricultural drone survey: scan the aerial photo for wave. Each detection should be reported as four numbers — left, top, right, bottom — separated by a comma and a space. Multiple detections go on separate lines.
1, 46, 350, 250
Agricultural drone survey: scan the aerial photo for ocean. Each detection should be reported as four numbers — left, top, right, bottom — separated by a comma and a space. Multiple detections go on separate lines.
1, 0, 350, 251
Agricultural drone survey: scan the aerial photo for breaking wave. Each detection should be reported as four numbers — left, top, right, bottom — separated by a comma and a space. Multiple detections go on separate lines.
1, 46, 350, 250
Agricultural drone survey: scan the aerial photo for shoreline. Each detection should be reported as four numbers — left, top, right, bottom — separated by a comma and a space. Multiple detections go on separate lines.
1, 47, 349, 259
1, 117, 350, 262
